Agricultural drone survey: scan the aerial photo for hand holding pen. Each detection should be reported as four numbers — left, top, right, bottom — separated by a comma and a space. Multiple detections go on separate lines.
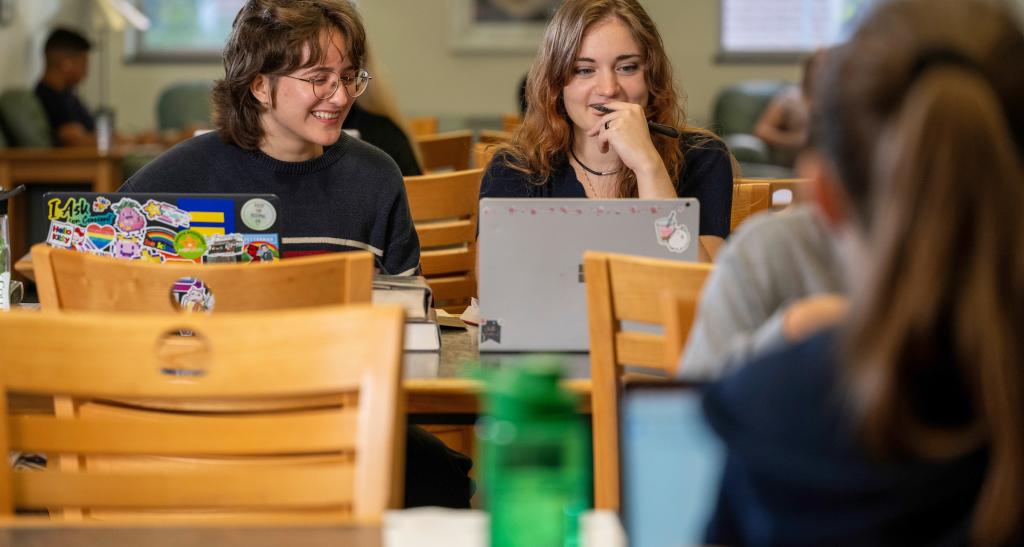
589, 103, 681, 138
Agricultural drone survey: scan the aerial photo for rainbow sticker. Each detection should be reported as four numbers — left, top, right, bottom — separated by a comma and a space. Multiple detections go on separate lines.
143, 227, 178, 256
85, 223, 116, 251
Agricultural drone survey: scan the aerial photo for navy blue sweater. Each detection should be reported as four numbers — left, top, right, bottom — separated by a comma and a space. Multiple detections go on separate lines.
479, 137, 734, 238
702, 329, 998, 547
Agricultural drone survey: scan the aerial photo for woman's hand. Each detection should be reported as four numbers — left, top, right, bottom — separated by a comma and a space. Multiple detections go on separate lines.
588, 101, 675, 198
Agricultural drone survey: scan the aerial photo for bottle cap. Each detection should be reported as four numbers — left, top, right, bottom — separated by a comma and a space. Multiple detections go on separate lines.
482, 357, 577, 420
0, 185, 26, 216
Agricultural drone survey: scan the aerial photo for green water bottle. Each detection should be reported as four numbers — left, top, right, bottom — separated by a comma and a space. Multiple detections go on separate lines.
0, 185, 26, 311
478, 359, 590, 547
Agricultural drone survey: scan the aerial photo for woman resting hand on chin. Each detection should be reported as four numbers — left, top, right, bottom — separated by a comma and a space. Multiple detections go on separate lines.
480, 0, 734, 262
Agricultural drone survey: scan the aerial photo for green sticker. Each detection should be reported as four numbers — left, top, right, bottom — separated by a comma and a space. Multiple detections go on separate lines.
173, 229, 208, 259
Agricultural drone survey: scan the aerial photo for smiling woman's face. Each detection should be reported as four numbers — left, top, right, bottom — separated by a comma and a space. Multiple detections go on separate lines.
254, 28, 355, 161
562, 16, 648, 137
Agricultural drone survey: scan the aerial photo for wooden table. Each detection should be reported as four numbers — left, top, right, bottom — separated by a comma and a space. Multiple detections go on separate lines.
0, 148, 125, 283
0, 520, 381, 547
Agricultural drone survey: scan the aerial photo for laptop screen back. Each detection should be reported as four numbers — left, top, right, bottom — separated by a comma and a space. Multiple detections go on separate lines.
620, 382, 725, 547
42, 192, 282, 264
478, 198, 699, 352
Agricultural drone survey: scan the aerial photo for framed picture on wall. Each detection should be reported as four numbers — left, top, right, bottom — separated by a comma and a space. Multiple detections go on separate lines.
450, 0, 560, 54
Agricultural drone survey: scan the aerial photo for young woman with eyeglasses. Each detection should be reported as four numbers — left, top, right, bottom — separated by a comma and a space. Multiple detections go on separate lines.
122, 0, 419, 276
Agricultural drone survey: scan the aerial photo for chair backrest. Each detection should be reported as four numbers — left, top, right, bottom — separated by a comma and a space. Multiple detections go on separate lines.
408, 116, 439, 137
736, 177, 808, 210
730, 181, 772, 232
0, 305, 406, 519
584, 251, 713, 511
415, 130, 472, 173
711, 80, 790, 137
404, 168, 483, 313
31, 244, 374, 312
0, 88, 55, 147
501, 113, 522, 134
473, 141, 500, 169
156, 81, 214, 131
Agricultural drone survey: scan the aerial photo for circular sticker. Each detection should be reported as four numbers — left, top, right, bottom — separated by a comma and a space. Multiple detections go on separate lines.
240, 198, 277, 231
170, 277, 216, 313
173, 229, 208, 260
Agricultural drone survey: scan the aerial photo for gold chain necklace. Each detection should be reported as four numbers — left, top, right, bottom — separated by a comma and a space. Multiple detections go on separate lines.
580, 167, 617, 198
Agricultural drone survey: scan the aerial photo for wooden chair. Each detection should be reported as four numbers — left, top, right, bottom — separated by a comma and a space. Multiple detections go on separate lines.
473, 142, 500, 170
730, 181, 771, 232
404, 169, 484, 313
736, 177, 809, 211
408, 116, 439, 137
0, 304, 406, 520
415, 130, 473, 173
501, 113, 522, 134
584, 251, 713, 511
31, 244, 374, 312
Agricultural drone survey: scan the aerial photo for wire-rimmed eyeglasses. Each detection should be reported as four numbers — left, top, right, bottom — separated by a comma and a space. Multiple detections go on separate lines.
283, 69, 372, 100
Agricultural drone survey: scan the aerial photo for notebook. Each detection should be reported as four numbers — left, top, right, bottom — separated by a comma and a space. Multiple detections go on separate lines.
477, 198, 700, 352
42, 192, 283, 264
619, 381, 725, 547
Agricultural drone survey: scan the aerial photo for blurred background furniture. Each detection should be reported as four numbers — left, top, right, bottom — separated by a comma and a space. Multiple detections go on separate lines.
155, 80, 214, 141
414, 130, 472, 173
711, 80, 795, 178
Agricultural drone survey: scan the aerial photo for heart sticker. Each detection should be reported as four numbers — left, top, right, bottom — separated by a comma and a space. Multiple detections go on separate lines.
86, 223, 116, 250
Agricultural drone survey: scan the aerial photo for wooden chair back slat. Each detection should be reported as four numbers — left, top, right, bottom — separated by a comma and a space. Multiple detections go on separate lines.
408, 116, 438, 137
583, 252, 713, 511
31, 244, 374, 312
13, 466, 355, 510
415, 219, 475, 248
421, 248, 474, 277
415, 130, 472, 173
10, 408, 359, 455
0, 305, 406, 519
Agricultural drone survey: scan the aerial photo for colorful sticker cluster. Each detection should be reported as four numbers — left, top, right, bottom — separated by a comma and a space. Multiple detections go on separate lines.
46, 196, 279, 264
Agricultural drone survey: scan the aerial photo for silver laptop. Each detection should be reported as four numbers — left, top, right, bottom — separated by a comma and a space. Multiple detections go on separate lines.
478, 198, 700, 352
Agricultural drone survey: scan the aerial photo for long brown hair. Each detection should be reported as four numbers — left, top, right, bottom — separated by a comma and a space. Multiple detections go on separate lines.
814, 1, 1024, 544
500, 0, 705, 197
212, 0, 367, 151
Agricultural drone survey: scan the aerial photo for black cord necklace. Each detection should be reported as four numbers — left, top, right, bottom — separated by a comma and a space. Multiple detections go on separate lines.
570, 145, 620, 176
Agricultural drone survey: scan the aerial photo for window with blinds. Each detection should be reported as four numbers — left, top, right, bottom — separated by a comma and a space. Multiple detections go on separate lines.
720, 0, 876, 60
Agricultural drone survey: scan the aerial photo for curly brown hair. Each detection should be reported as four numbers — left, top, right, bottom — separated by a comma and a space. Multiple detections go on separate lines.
212, 0, 366, 150
499, 0, 711, 197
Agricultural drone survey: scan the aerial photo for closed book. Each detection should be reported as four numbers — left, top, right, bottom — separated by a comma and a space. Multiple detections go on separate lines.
405, 320, 441, 352
373, 274, 433, 321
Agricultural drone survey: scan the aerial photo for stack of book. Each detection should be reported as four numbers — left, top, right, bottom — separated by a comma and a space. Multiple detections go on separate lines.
372, 274, 440, 352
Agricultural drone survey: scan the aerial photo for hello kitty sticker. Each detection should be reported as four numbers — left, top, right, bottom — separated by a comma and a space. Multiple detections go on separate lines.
654, 209, 691, 254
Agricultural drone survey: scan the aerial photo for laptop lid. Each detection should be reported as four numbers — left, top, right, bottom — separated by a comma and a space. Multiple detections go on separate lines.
42, 192, 282, 264
619, 381, 724, 547
478, 198, 699, 352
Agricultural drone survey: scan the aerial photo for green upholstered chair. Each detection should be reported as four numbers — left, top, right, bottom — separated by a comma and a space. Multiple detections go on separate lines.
711, 80, 796, 177
156, 81, 214, 132
0, 88, 55, 148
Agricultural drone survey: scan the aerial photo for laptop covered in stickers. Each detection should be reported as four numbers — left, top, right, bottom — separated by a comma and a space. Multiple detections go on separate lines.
477, 198, 700, 352
42, 192, 283, 264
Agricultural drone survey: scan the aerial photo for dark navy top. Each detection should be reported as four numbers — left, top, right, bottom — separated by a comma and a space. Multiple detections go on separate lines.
34, 81, 95, 145
479, 137, 734, 238
343, 103, 422, 177
702, 328, 998, 547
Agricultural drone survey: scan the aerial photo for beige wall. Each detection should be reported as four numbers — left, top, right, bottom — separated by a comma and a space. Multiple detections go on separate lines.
16, 0, 1022, 132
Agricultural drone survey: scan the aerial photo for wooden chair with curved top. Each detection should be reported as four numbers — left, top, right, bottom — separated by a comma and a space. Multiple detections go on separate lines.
408, 116, 439, 137
584, 251, 713, 511
0, 304, 406, 521
30, 243, 374, 312
404, 168, 484, 313
414, 130, 473, 173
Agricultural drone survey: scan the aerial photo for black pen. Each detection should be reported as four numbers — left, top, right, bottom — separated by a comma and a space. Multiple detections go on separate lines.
589, 103, 681, 139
